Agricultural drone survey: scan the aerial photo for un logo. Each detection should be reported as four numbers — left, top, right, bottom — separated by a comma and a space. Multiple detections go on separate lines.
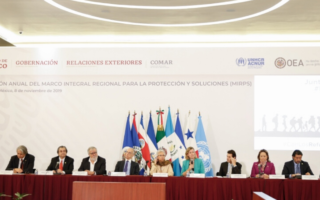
196, 141, 212, 173
236, 57, 247, 66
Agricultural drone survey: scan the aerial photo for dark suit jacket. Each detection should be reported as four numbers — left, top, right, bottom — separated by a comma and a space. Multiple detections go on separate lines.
282, 160, 313, 178
6, 154, 35, 173
78, 156, 106, 175
218, 161, 242, 176
46, 156, 74, 174
114, 160, 140, 175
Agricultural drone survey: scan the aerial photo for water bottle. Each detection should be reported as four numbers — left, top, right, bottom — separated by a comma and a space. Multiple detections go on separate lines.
187, 171, 190, 177
34, 169, 38, 175
107, 171, 111, 176
144, 171, 148, 176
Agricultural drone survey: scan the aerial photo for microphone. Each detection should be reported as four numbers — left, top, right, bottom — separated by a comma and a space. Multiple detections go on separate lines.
145, 161, 149, 171
258, 164, 261, 178
190, 159, 194, 171
55, 162, 60, 173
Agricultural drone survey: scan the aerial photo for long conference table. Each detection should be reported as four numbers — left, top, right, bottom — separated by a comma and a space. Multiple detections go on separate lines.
1, 175, 320, 200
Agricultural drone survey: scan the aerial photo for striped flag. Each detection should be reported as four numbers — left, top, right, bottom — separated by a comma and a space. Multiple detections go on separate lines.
138, 114, 151, 174
156, 108, 171, 161
131, 113, 143, 173
165, 107, 186, 176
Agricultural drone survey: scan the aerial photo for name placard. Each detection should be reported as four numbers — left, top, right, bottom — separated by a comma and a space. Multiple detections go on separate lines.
231, 174, 247, 179
302, 175, 318, 180
269, 175, 285, 179
38, 171, 54, 175
0, 170, 13, 175
110, 172, 126, 176
153, 173, 168, 177
72, 171, 88, 176
189, 173, 205, 178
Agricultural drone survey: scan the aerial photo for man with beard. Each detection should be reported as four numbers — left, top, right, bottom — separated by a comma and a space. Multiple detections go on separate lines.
78, 146, 106, 175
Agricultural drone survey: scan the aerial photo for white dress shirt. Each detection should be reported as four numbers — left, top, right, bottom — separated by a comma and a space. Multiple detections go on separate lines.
89, 158, 97, 174
18, 157, 25, 169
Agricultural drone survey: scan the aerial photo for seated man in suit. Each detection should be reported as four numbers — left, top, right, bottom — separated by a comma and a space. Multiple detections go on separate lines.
282, 149, 313, 178
114, 147, 139, 175
78, 146, 106, 175
46, 146, 74, 174
6, 145, 35, 174
218, 149, 242, 176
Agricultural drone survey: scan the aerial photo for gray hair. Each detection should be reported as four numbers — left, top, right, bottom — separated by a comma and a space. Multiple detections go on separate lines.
156, 149, 166, 157
16, 145, 28, 155
87, 146, 97, 154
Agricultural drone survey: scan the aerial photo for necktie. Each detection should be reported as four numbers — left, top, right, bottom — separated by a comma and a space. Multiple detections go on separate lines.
228, 164, 232, 175
20, 159, 24, 170
296, 164, 301, 174
123, 161, 128, 173
59, 160, 63, 170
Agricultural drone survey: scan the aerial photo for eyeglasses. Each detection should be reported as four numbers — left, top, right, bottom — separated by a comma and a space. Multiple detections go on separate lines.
89, 152, 97, 155
158, 155, 165, 157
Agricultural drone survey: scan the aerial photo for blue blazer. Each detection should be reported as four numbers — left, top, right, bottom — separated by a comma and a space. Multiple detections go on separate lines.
182, 158, 205, 174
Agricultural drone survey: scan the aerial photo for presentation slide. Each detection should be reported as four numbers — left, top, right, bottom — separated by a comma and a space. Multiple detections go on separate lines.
254, 75, 320, 150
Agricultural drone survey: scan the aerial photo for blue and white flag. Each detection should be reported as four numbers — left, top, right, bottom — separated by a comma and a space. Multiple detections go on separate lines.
184, 112, 199, 157
195, 115, 214, 177
122, 114, 133, 153
175, 112, 186, 166
165, 107, 186, 176
146, 113, 158, 162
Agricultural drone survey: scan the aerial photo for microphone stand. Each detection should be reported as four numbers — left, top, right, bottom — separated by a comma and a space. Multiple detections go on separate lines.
54, 162, 61, 175
145, 161, 149, 175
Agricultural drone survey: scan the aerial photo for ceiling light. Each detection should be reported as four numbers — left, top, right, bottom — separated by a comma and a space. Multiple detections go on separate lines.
72, 0, 251, 10
44, 0, 290, 27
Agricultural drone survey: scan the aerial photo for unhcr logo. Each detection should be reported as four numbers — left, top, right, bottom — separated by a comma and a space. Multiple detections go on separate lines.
236, 57, 247, 66
236, 57, 265, 69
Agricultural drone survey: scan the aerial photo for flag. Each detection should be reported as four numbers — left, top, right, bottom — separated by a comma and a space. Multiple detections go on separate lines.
174, 111, 186, 166
138, 114, 151, 174
131, 113, 143, 173
184, 112, 199, 157
195, 115, 214, 177
165, 107, 186, 176
146, 112, 158, 163
122, 113, 133, 153
156, 108, 171, 161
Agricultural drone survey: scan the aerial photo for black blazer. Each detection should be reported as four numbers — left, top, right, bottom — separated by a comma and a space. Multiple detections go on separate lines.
78, 156, 106, 175
218, 161, 242, 176
46, 156, 74, 174
114, 160, 140, 175
6, 154, 35, 173
282, 160, 313, 178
